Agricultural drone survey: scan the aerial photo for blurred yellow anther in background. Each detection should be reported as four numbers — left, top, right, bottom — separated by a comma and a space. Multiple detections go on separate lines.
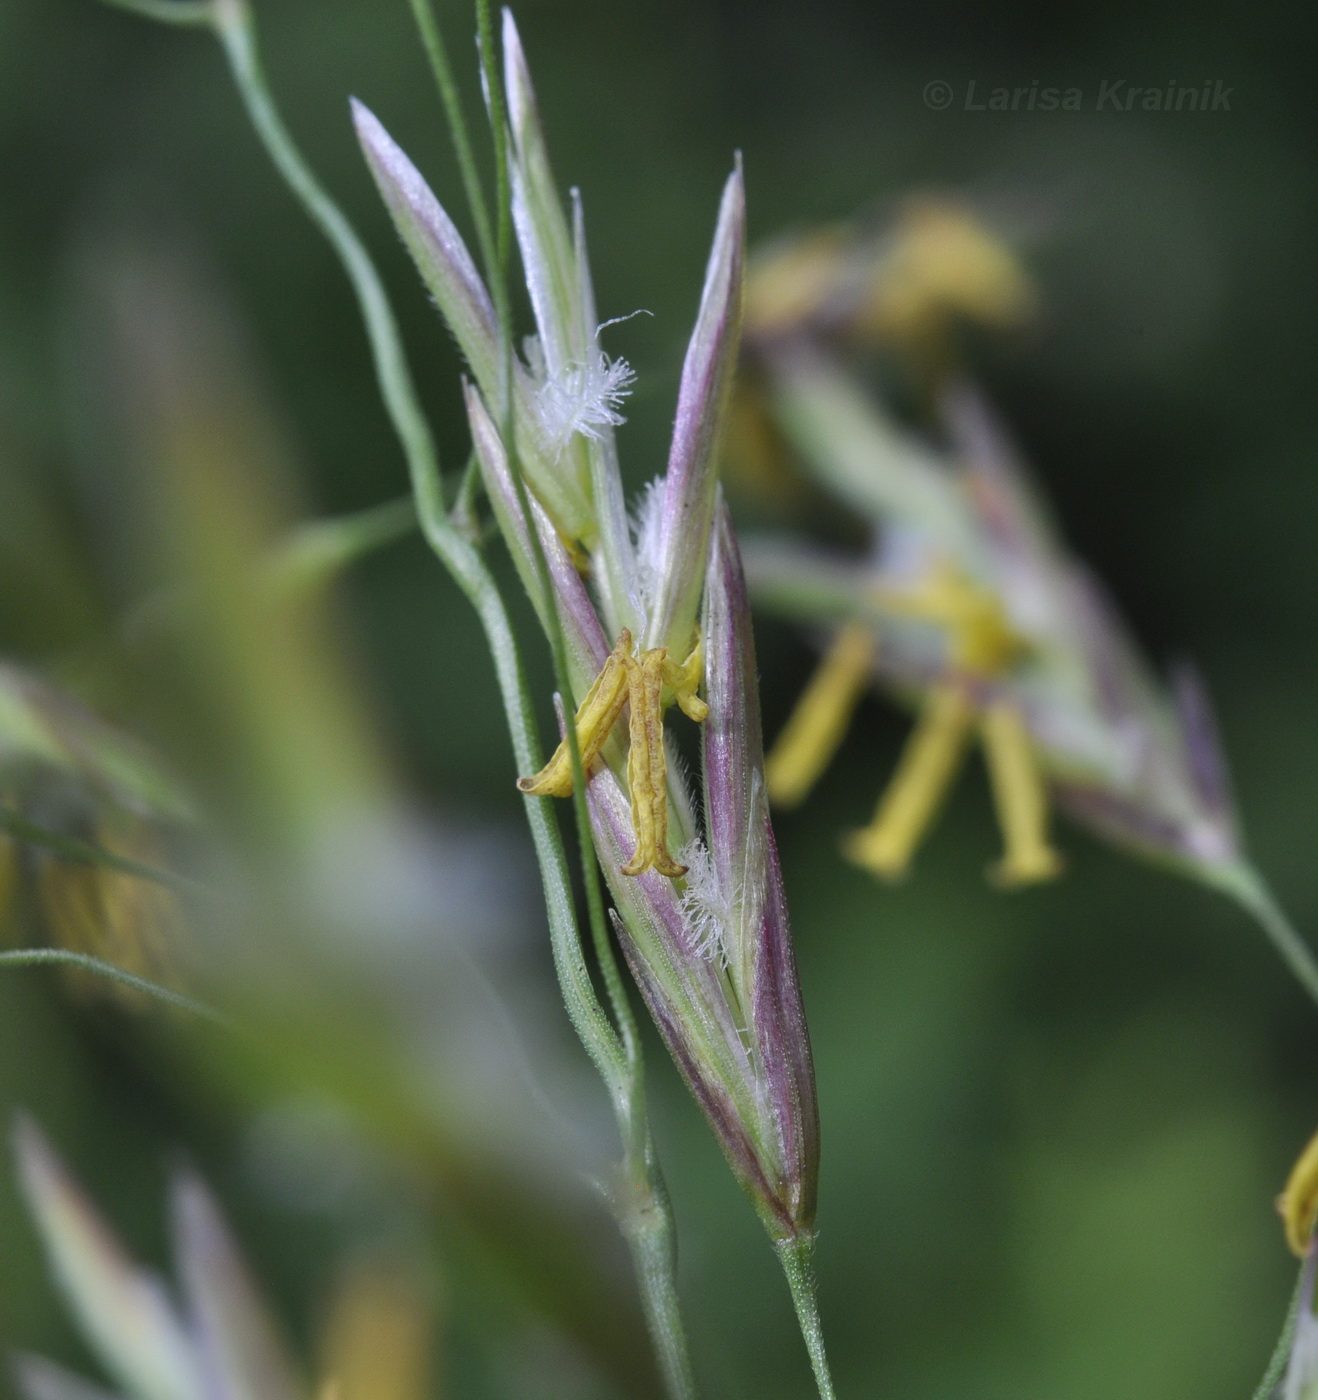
799, 565, 1063, 885
35, 822, 186, 1007
744, 227, 849, 339
518, 630, 706, 878
740, 199, 1034, 359
844, 682, 975, 880
767, 623, 877, 808
0, 834, 17, 941
319, 1260, 433, 1400
879, 563, 1022, 676
860, 199, 1037, 346
981, 701, 1063, 886
1279, 1127, 1318, 1256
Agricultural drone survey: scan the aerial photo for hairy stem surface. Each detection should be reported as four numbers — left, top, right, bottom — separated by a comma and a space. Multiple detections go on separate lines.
777, 1236, 839, 1400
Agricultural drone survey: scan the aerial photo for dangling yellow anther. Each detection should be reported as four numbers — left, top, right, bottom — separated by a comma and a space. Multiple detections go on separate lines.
517, 631, 634, 799
623, 649, 687, 878
767, 623, 877, 808
845, 563, 1062, 885
663, 636, 709, 723
517, 629, 706, 879
844, 683, 975, 880
981, 701, 1063, 886
1279, 1127, 1318, 1257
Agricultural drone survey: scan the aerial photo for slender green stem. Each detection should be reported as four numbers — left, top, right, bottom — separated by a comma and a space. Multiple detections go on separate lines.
0, 806, 201, 896
200, 0, 631, 1095
0, 949, 230, 1025
1220, 863, 1318, 1009
623, 1142, 694, 1400
474, 0, 512, 292
1253, 1249, 1311, 1400
211, 0, 450, 519
776, 1235, 838, 1400
404, 0, 498, 290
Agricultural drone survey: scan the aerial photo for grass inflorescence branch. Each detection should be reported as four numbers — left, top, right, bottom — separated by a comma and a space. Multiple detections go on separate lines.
95, 1, 695, 1394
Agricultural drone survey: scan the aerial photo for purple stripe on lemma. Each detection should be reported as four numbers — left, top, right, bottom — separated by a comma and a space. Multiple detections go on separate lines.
645, 168, 745, 655
585, 757, 800, 1231
1170, 660, 1238, 833
702, 498, 820, 1237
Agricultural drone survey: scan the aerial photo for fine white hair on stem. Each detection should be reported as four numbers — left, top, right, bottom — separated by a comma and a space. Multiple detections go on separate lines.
679, 838, 732, 964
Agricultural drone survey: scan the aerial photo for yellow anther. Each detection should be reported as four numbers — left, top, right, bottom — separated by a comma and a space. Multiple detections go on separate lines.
34, 821, 184, 1007
744, 227, 849, 339
858, 199, 1036, 345
766, 624, 877, 808
1279, 1128, 1318, 1257
880, 564, 1022, 678
623, 648, 687, 878
663, 637, 710, 723
517, 631, 634, 799
844, 683, 975, 881
981, 701, 1062, 887
0, 833, 17, 937
319, 1261, 431, 1400
517, 630, 706, 879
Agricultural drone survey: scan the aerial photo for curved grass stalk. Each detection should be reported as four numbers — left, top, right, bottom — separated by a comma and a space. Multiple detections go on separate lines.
404, 0, 498, 289
0, 949, 231, 1025
96, 2, 694, 1392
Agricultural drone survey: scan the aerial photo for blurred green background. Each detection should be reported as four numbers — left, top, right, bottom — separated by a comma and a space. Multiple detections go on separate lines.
2, 0, 1317, 1397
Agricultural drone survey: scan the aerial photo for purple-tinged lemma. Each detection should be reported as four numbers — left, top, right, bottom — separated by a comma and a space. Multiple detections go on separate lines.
354, 9, 820, 1254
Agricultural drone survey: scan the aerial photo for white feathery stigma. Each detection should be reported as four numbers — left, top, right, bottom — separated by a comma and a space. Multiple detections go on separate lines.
529, 335, 635, 461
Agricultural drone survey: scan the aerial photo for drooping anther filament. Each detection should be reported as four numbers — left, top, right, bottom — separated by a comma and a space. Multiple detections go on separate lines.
766, 563, 1063, 886
518, 629, 708, 878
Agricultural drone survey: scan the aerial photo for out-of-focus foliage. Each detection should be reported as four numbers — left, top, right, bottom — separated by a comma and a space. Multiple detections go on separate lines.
0, 661, 193, 1004
2, 1, 1317, 1399
14, 1115, 435, 1400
